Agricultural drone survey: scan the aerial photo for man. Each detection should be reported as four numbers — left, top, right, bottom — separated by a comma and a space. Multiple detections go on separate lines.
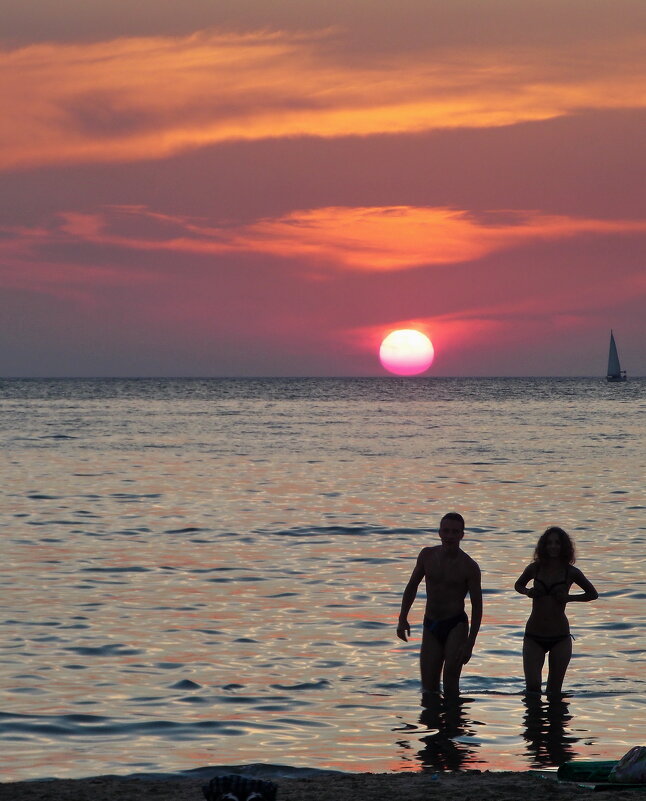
397, 512, 482, 698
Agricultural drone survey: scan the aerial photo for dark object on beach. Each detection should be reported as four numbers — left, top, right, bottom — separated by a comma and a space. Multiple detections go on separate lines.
558, 760, 617, 782
202, 774, 278, 801
557, 758, 646, 790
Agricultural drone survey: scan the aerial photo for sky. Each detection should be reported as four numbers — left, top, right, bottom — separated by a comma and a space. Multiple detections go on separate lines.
2, 0, 645, 377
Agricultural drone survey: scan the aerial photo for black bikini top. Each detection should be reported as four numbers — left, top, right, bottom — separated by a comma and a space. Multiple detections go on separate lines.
534, 566, 570, 594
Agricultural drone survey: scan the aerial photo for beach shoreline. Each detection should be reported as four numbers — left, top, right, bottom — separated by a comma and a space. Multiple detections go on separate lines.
2, 769, 641, 801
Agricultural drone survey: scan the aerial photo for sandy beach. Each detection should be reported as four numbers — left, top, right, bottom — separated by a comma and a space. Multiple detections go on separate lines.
2, 771, 642, 801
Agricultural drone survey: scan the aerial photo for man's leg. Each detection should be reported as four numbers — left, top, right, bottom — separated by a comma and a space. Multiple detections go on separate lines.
441, 619, 469, 698
420, 625, 444, 694
523, 637, 546, 694
546, 637, 572, 696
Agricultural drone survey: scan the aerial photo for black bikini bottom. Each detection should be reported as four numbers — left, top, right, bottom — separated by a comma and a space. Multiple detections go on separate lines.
423, 611, 468, 645
524, 632, 572, 653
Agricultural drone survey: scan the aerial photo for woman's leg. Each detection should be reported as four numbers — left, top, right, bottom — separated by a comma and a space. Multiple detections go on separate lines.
523, 636, 546, 694
546, 636, 572, 696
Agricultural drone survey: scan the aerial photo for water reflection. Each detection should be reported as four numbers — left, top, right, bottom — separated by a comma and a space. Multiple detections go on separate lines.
2, 378, 644, 780
522, 694, 579, 768
395, 694, 483, 772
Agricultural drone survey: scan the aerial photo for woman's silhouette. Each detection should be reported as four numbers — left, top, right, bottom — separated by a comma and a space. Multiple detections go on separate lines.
515, 527, 598, 695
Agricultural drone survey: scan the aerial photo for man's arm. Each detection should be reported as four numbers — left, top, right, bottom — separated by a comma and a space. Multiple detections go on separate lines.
462, 562, 482, 663
396, 553, 425, 642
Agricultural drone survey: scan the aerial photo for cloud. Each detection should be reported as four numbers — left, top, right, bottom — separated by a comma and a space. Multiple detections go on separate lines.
228, 207, 646, 271
8, 204, 643, 274
3, 28, 646, 168
351, 264, 646, 357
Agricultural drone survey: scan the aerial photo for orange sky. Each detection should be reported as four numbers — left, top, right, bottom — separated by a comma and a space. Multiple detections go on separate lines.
1, 0, 645, 375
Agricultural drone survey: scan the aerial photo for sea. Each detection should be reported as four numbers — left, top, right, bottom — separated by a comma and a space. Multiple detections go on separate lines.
0, 377, 644, 782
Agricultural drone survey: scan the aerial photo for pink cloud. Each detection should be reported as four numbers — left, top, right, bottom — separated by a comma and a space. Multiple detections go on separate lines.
5, 204, 644, 274
3, 29, 646, 168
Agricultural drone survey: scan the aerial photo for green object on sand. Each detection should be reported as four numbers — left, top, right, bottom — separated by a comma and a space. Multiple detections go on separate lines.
558, 759, 646, 790
557, 761, 617, 782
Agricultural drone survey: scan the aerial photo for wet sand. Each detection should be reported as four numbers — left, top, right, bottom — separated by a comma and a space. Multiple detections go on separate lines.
1, 771, 641, 801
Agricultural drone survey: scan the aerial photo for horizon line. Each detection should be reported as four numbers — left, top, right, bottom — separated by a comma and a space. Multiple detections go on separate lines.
0, 375, 641, 381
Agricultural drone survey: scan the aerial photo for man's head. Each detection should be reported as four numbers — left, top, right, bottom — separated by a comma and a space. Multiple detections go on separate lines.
439, 512, 465, 547
441, 512, 464, 529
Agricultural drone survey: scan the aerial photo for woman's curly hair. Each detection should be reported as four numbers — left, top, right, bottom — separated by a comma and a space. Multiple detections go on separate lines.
533, 526, 576, 565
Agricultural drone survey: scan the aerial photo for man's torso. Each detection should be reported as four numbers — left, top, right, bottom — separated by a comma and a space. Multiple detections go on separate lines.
420, 545, 475, 620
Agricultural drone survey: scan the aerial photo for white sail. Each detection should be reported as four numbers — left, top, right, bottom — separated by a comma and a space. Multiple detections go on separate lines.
608, 331, 621, 376
607, 330, 626, 381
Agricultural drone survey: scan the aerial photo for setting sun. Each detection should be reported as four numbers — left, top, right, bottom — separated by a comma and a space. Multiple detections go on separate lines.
379, 329, 435, 375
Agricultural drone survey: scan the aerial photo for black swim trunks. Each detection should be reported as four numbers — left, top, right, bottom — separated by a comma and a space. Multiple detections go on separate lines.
423, 611, 468, 645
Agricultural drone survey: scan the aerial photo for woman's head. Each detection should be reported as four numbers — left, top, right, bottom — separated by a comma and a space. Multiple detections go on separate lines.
534, 526, 576, 564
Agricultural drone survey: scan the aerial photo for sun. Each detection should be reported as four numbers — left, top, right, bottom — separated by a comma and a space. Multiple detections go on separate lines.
379, 329, 435, 376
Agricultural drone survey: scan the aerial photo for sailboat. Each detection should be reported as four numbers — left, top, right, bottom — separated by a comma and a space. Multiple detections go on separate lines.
606, 330, 627, 382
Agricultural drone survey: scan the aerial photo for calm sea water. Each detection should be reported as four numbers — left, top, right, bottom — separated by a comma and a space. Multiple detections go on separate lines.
0, 378, 644, 782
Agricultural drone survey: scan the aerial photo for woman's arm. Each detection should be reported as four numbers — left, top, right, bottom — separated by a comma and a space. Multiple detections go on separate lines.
566, 567, 598, 602
514, 564, 537, 597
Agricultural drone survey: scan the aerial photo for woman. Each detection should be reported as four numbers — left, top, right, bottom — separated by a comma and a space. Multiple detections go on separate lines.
515, 526, 598, 695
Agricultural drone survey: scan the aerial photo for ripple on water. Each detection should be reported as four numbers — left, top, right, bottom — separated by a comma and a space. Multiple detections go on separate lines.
1, 377, 644, 779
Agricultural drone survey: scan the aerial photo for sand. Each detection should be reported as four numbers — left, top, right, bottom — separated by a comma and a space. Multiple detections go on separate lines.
1, 771, 643, 801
